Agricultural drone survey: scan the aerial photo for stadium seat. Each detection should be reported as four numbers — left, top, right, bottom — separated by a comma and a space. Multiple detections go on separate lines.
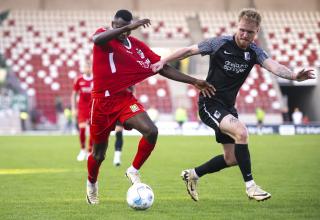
263, 11, 320, 69
135, 77, 172, 113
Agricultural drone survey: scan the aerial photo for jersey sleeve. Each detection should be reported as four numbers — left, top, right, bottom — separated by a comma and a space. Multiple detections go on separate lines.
92, 27, 110, 48
250, 44, 269, 65
134, 37, 161, 63
92, 27, 107, 39
198, 36, 229, 56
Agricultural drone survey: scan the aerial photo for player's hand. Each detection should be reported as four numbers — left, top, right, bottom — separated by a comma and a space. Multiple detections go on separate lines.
193, 80, 216, 98
295, 69, 316, 81
151, 60, 166, 73
128, 19, 151, 30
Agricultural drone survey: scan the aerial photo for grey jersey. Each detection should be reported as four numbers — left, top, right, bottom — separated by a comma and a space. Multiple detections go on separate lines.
198, 35, 268, 107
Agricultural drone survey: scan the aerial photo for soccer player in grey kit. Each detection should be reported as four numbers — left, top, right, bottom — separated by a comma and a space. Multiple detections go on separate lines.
151, 8, 316, 202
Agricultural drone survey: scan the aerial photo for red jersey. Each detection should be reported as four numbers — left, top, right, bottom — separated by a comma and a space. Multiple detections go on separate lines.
92, 27, 161, 97
73, 75, 93, 110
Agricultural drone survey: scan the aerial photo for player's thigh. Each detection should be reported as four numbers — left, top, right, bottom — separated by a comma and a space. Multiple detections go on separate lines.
199, 101, 234, 133
124, 112, 157, 134
90, 98, 116, 144
118, 99, 157, 134
78, 109, 89, 125
199, 102, 236, 144
219, 114, 247, 140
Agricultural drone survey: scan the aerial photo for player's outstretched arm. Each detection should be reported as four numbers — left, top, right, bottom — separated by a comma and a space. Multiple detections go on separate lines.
263, 58, 316, 81
93, 19, 151, 45
159, 64, 215, 97
151, 44, 200, 73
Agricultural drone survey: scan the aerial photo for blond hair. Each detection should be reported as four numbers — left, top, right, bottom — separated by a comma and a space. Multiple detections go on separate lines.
238, 8, 262, 27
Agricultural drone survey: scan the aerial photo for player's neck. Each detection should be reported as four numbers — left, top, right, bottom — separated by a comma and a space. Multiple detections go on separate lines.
122, 38, 129, 47
83, 74, 92, 81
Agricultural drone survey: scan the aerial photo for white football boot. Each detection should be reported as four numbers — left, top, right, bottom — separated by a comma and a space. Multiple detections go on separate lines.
113, 151, 121, 167
125, 169, 141, 185
246, 184, 271, 201
86, 180, 99, 205
181, 169, 199, 201
77, 149, 87, 161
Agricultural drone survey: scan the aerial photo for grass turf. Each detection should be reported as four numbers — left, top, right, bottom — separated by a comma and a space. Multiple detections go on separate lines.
0, 135, 320, 220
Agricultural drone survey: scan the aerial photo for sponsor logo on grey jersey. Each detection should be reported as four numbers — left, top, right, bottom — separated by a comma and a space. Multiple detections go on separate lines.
223, 61, 248, 74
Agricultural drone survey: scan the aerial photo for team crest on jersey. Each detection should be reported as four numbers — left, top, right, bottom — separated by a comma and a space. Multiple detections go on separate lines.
244, 52, 251, 61
136, 49, 145, 59
137, 59, 151, 68
130, 104, 140, 112
214, 110, 221, 119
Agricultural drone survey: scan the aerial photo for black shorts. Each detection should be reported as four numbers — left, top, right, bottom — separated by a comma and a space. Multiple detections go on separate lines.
198, 99, 238, 144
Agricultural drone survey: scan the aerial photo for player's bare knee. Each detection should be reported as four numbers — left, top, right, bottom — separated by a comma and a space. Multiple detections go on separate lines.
92, 143, 107, 162
148, 125, 158, 138
93, 152, 105, 163
234, 128, 248, 143
143, 125, 158, 143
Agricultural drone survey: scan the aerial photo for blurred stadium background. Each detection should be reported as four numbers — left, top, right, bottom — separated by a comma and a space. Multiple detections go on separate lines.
0, 0, 319, 134
1, 1, 320, 219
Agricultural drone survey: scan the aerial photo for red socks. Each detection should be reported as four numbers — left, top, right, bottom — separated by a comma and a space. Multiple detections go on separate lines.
79, 127, 92, 152
132, 137, 156, 169
79, 127, 86, 149
87, 154, 101, 183
87, 137, 155, 183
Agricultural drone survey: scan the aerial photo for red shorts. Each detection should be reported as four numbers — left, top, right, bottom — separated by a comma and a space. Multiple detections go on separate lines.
78, 107, 90, 123
90, 90, 145, 143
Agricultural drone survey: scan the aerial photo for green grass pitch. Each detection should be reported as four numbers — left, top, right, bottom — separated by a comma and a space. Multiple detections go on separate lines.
0, 135, 320, 220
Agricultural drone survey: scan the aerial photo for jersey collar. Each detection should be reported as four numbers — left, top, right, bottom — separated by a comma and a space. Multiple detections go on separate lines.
83, 74, 93, 81
123, 37, 132, 49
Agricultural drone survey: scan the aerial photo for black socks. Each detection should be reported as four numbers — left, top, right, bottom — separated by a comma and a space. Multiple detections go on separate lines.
193, 144, 253, 182
115, 131, 123, 151
234, 144, 253, 182
195, 155, 228, 177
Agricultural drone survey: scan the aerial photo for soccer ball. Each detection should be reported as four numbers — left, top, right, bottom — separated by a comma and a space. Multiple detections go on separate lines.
126, 183, 154, 210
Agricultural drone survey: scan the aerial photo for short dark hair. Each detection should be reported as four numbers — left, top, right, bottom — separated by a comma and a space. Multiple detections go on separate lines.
114, 9, 133, 22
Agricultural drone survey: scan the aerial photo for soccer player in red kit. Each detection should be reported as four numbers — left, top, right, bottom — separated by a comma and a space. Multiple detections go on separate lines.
86, 9, 215, 205
71, 61, 93, 161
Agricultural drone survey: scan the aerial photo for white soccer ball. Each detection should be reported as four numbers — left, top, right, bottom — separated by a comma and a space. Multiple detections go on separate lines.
126, 183, 154, 210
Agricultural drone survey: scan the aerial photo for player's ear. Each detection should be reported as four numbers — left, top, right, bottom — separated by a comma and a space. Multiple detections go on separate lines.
256, 26, 260, 33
